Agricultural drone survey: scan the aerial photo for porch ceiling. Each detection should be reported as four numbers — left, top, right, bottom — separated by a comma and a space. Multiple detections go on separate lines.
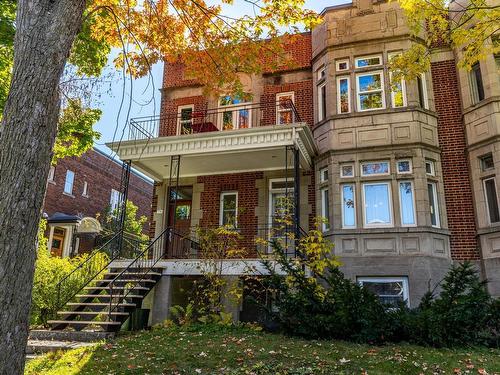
106, 123, 316, 181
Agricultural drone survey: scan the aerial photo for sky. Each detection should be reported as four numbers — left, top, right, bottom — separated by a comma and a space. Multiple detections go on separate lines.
93, 0, 347, 157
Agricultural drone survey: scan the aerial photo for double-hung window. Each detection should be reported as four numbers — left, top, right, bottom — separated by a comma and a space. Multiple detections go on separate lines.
337, 76, 351, 114
399, 181, 416, 226
427, 182, 440, 228
470, 62, 485, 103
358, 277, 409, 307
417, 74, 429, 109
356, 71, 385, 111
318, 82, 327, 121
362, 182, 393, 227
220, 94, 251, 130
321, 188, 330, 232
220, 192, 238, 227
341, 184, 356, 228
388, 52, 407, 108
276, 92, 295, 125
178, 104, 194, 135
483, 178, 500, 224
110, 189, 123, 212
64, 170, 74, 195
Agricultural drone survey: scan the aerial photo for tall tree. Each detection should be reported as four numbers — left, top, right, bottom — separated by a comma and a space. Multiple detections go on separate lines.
0, 1, 319, 373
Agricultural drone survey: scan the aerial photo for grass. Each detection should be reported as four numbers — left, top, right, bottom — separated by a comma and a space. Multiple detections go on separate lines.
26, 324, 500, 375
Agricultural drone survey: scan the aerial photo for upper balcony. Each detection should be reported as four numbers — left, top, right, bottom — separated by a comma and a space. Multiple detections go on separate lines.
107, 99, 316, 181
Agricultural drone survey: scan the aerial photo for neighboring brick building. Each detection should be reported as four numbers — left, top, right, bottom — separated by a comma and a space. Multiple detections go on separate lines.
43, 148, 153, 257
108, 0, 500, 324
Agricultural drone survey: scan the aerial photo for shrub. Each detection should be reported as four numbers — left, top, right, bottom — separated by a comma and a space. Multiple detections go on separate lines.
31, 220, 109, 326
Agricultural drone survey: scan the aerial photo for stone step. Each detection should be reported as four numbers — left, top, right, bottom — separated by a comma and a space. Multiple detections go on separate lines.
26, 339, 95, 355
75, 294, 144, 300
84, 286, 150, 292
29, 329, 114, 342
57, 311, 129, 317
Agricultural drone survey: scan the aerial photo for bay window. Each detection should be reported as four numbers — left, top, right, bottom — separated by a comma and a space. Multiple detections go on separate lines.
483, 178, 500, 224
342, 184, 356, 228
220, 192, 238, 227
427, 182, 440, 228
399, 181, 416, 226
356, 71, 385, 111
321, 188, 330, 231
337, 76, 351, 114
318, 82, 327, 121
362, 182, 393, 227
470, 62, 485, 103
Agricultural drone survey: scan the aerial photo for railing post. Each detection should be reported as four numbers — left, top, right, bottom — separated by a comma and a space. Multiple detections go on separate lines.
116, 160, 131, 258
294, 146, 300, 256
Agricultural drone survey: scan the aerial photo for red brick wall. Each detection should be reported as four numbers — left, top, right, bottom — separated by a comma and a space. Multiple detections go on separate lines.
197, 172, 263, 254
44, 149, 153, 232
431, 60, 479, 260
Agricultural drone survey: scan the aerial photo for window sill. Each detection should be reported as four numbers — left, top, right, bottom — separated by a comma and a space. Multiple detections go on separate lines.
82, 194, 89, 199
63, 192, 75, 198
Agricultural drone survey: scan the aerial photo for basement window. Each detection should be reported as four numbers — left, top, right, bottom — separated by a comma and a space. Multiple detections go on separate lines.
358, 277, 409, 307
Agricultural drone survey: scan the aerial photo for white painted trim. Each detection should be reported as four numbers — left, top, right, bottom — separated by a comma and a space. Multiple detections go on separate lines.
218, 96, 253, 130
317, 81, 327, 121
319, 167, 329, 183
341, 184, 356, 229
356, 70, 386, 112
398, 180, 417, 227
276, 92, 295, 125
483, 177, 500, 224
177, 104, 194, 135
219, 191, 238, 227
355, 54, 382, 68
389, 71, 407, 108
419, 73, 429, 109
396, 159, 412, 174
64, 170, 75, 195
336, 59, 350, 71
362, 181, 394, 228
357, 277, 410, 307
320, 187, 330, 231
427, 181, 441, 228
336, 76, 351, 114
47, 166, 55, 182
340, 163, 355, 178
425, 160, 435, 176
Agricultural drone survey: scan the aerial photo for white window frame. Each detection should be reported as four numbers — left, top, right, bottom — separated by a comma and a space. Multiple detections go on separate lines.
318, 81, 327, 121
425, 160, 435, 176
396, 159, 412, 174
340, 164, 355, 178
356, 71, 386, 112
82, 181, 89, 197
110, 189, 123, 212
362, 182, 394, 228
398, 180, 417, 227
317, 66, 326, 81
418, 73, 429, 110
276, 92, 295, 125
341, 184, 357, 229
219, 191, 238, 227
319, 167, 329, 183
321, 187, 330, 232
355, 54, 382, 69
360, 161, 390, 177
480, 154, 494, 171
483, 177, 500, 224
389, 71, 407, 108
47, 166, 55, 182
219, 96, 252, 130
358, 277, 410, 307
337, 76, 351, 114
336, 59, 349, 71
427, 182, 440, 228
177, 104, 195, 135
64, 170, 75, 195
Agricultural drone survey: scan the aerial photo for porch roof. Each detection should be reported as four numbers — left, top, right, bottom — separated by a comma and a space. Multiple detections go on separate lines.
106, 123, 316, 181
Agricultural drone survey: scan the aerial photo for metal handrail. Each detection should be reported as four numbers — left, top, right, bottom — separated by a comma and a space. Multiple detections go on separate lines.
127, 99, 303, 141
107, 227, 200, 320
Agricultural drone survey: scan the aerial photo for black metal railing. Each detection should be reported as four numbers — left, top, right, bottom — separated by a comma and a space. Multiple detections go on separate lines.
127, 99, 302, 141
107, 227, 199, 320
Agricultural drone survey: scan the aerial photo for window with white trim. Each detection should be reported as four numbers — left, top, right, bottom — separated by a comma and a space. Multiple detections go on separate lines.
362, 182, 393, 227
220, 94, 251, 130
317, 66, 326, 80
470, 62, 485, 104
417, 74, 429, 110
110, 189, 123, 212
355, 55, 382, 68
388, 52, 407, 108
356, 71, 385, 111
425, 160, 435, 176
480, 154, 494, 171
399, 181, 416, 226
336, 59, 349, 71
396, 160, 412, 174
337, 76, 351, 114
47, 166, 55, 182
178, 104, 194, 135
358, 277, 409, 307
342, 184, 356, 228
320, 167, 329, 183
427, 182, 440, 228
483, 178, 500, 224
64, 170, 75, 195
318, 82, 327, 121
340, 164, 354, 178
82, 181, 89, 197
361, 161, 390, 176
220, 192, 238, 227
321, 187, 330, 232
276, 92, 295, 125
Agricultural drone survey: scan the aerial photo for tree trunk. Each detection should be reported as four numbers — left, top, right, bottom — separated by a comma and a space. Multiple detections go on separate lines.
0, 1, 86, 373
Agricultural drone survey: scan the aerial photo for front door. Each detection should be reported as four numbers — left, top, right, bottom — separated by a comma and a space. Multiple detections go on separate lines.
50, 227, 66, 257
268, 179, 295, 255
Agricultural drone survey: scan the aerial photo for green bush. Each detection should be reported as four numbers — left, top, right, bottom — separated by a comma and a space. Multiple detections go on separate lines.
30, 220, 109, 326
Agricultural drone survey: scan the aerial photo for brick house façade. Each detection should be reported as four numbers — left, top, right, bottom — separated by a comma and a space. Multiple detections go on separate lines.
43, 148, 153, 257
107, 0, 500, 324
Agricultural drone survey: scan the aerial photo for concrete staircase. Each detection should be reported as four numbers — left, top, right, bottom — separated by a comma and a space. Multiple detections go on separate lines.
48, 266, 162, 332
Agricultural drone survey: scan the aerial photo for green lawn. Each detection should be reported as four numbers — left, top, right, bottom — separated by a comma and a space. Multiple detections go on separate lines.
26, 325, 500, 375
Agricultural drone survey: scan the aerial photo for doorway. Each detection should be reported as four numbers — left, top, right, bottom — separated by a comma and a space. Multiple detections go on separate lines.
50, 227, 66, 257
167, 186, 193, 235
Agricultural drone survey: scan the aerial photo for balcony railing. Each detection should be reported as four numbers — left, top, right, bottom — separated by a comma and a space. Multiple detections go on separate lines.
128, 99, 301, 141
